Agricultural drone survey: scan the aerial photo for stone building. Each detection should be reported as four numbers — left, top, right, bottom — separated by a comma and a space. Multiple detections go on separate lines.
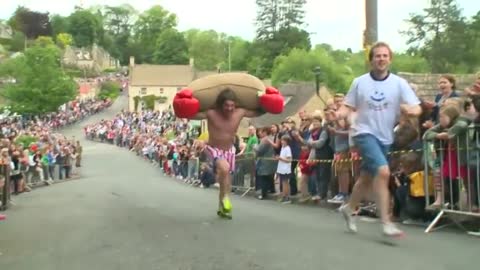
62, 44, 119, 72
398, 72, 479, 100
127, 57, 217, 112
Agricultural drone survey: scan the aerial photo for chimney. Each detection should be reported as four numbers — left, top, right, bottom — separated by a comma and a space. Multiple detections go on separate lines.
129, 56, 135, 68
189, 58, 194, 67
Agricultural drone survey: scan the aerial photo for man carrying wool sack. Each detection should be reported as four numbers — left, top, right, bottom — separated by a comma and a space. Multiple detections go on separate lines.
173, 85, 284, 219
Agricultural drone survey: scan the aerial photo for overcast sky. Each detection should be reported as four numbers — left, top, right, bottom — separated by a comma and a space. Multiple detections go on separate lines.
1, 0, 478, 52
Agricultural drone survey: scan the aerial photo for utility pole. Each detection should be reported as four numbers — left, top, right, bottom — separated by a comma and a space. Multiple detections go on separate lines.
228, 40, 231, 72
364, 0, 378, 68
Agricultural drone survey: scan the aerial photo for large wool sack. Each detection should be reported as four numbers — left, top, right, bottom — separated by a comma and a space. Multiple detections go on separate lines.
189, 73, 266, 112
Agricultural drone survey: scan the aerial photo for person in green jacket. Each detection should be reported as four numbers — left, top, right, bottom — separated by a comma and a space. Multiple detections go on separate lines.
423, 104, 471, 208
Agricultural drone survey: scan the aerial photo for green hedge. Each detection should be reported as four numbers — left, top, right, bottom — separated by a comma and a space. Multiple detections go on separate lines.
133, 95, 168, 111
103, 67, 119, 73
64, 66, 99, 78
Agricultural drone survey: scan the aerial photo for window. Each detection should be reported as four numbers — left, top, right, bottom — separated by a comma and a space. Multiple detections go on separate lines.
140, 87, 147, 95
159, 88, 164, 94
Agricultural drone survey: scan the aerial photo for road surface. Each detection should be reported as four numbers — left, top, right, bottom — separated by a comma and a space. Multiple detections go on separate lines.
0, 95, 477, 270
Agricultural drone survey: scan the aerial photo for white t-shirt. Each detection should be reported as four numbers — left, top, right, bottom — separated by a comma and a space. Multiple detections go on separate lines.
277, 145, 292, 174
348, 112, 357, 147
344, 72, 420, 145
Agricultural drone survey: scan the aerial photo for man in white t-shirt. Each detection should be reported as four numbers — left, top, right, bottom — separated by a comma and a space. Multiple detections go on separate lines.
335, 42, 421, 238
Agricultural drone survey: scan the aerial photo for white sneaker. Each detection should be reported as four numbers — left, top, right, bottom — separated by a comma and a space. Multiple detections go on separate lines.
382, 223, 405, 238
328, 194, 341, 203
340, 204, 357, 233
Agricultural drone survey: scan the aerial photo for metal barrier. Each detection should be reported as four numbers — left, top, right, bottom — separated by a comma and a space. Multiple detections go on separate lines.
0, 164, 11, 211
423, 124, 480, 234
232, 154, 256, 197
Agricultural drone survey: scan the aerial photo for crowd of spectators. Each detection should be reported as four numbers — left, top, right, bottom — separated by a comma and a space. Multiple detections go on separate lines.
84, 74, 480, 227
83, 110, 216, 186
0, 97, 113, 220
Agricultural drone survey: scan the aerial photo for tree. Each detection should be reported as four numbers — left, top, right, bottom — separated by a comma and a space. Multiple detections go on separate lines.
1, 38, 77, 114
153, 28, 189, 65
102, 4, 137, 64
253, 0, 309, 78
35, 36, 55, 47
390, 53, 431, 73
271, 47, 354, 93
8, 6, 29, 31
185, 29, 225, 70
401, 0, 465, 73
255, 0, 282, 40
274, 26, 310, 54
103, 4, 136, 36
255, 0, 307, 39
9, 32, 26, 52
248, 26, 310, 79
463, 11, 480, 72
280, 0, 307, 29
226, 37, 251, 71
133, 5, 177, 63
50, 15, 69, 38
56, 33, 73, 48
8, 7, 52, 39
0, 54, 27, 79
68, 9, 102, 47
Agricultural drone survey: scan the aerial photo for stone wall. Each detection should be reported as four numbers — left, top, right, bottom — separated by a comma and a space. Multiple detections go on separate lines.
398, 72, 479, 100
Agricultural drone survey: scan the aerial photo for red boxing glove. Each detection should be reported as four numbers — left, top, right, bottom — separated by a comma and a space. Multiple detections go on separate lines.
259, 86, 284, 114
173, 88, 200, 119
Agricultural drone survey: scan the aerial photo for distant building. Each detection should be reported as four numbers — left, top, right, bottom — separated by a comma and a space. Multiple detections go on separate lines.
127, 57, 217, 112
62, 44, 119, 72
0, 23, 13, 40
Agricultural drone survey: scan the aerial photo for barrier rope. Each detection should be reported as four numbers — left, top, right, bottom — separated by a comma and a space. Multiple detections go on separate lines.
234, 148, 426, 163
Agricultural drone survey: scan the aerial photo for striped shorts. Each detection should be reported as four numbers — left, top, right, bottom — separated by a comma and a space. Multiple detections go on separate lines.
206, 145, 236, 173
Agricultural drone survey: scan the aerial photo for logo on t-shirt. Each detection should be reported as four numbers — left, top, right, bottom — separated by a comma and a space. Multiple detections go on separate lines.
368, 90, 389, 111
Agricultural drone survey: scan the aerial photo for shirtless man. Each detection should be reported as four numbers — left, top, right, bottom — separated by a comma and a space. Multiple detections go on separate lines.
173, 87, 284, 217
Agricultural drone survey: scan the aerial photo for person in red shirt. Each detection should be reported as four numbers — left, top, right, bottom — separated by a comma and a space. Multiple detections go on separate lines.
298, 145, 313, 202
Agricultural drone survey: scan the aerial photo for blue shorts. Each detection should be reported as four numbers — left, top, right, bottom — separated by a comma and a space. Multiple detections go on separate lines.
353, 133, 390, 177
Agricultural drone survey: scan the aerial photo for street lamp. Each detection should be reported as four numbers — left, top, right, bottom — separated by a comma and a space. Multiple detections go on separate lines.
313, 66, 327, 106
314, 66, 321, 96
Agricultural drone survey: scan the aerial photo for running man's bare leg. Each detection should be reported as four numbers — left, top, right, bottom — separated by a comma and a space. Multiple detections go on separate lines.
215, 159, 232, 209
340, 173, 372, 232
226, 172, 232, 197
345, 166, 392, 222
373, 165, 392, 224
374, 165, 404, 237
346, 173, 373, 210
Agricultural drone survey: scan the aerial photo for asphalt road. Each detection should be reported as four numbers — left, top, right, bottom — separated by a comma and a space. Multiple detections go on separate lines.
0, 95, 477, 270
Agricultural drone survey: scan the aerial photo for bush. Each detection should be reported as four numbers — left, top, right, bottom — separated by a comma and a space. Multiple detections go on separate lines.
98, 81, 120, 100
64, 68, 83, 78
103, 67, 119, 73
15, 135, 38, 148
63, 65, 100, 79
133, 95, 168, 111
271, 47, 355, 93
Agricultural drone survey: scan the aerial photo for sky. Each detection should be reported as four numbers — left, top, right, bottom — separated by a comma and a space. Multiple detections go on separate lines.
1, 0, 478, 52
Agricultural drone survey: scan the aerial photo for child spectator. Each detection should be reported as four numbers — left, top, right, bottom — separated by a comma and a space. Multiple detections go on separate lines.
276, 135, 292, 204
